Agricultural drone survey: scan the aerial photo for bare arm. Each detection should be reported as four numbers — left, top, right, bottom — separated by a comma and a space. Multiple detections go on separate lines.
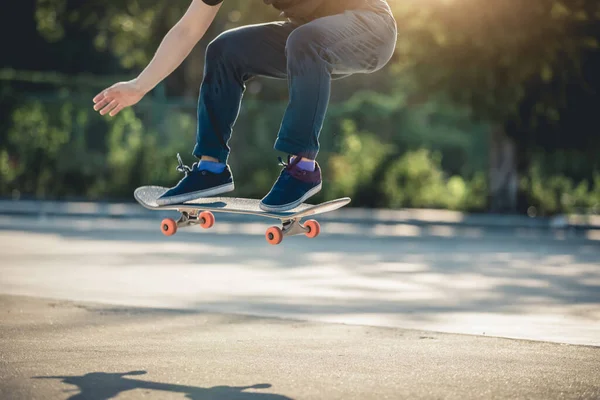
134, 0, 221, 93
93, 0, 222, 116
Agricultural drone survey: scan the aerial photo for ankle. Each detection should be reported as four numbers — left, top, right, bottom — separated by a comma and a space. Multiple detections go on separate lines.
291, 156, 314, 162
200, 156, 220, 163
291, 156, 316, 172
198, 158, 226, 173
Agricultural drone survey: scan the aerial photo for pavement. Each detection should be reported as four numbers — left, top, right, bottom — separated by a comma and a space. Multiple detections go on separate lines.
1, 213, 600, 346
0, 204, 599, 399
1, 295, 599, 400
1, 198, 599, 232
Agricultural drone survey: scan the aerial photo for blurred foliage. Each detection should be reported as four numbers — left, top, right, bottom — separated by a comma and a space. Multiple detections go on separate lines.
382, 149, 487, 211
1, 97, 195, 199
392, 0, 600, 142
0, 0, 599, 215
521, 159, 600, 216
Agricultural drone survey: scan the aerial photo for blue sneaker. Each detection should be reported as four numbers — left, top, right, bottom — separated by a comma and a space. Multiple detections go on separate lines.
260, 156, 322, 212
156, 154, 234, 206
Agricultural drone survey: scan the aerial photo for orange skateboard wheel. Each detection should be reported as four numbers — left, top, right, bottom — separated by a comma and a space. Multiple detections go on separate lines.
199, 211, 215, 229
304, 220, 321, 238
266, 226, 283, 245
161, 218, 177, 236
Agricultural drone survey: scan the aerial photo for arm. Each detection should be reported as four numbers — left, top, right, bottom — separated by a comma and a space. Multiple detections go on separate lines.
93, 0, 222, 117
134, 0, 222, 93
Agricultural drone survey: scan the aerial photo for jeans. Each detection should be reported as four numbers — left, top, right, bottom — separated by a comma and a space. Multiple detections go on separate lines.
193, 7, 398, 163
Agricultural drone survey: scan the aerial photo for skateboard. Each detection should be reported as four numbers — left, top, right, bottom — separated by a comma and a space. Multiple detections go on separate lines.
134, 186, 351, 245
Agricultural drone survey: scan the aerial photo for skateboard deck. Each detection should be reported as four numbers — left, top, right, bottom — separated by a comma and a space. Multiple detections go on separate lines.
134, 186, 351, 245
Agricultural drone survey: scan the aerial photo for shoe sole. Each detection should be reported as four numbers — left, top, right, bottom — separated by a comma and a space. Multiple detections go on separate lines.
259, 183, 322, 213
156, 182, 235, 206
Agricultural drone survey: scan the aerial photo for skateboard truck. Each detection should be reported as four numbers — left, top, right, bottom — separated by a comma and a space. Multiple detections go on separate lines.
163, 210, 320, 246
281, 219, 310, 237
176, 210, 198, 228
265, 218, 320, 245
161, 210, 216, 236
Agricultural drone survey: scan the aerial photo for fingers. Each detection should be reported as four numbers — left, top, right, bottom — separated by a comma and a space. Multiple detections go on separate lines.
93, 86, 115, 104
92, 84, 130, 117
99, 99, 119, 116
109, 104, 125, 117
93, 96, 111, 112
93, 86, 120, 113
92, 91, 106, 104
93, 87, 115, 112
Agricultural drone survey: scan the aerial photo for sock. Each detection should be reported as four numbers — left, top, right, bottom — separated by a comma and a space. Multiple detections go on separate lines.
198, 160, 226, 174
292, 157, 316, 172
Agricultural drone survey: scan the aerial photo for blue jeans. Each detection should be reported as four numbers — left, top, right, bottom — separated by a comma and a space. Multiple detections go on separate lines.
193, 7, 397, 163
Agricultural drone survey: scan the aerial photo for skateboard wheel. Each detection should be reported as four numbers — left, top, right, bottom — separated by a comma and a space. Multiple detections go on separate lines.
161, 218, 177, 236
304, 220, 321, 239
266, 226, 283, 245
199, 211, 215, 229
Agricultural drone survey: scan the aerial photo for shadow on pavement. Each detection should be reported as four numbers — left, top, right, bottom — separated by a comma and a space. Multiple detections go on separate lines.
33, 371, 292, 400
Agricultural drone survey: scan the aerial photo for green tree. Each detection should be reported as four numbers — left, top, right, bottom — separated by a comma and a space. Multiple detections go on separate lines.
34, 0, 281, 96
389, 0, 600, 211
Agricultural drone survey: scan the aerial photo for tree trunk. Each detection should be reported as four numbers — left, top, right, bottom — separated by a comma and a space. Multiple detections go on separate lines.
489, 127, 518, 212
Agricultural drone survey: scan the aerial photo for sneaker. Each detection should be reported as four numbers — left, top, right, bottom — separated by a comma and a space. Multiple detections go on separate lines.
156, 154, 234, 206
260, 156, 322, 212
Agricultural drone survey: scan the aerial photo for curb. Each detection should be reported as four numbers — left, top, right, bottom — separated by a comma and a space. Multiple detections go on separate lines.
0, 199, 598, 231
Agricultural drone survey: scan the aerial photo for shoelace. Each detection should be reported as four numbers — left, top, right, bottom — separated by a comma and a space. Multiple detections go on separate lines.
277, 155, 309, 181
176, 153, 193, 176
278, 155, 302, 169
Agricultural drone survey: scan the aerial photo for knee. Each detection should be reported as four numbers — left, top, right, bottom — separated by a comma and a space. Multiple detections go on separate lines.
205, 30, 240, 64
285, 27, 325, 62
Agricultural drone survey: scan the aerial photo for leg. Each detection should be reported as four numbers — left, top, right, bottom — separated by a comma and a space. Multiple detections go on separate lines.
274, 10, 398, 159
157, 22, 296, 206
194, 22, 297, 163
259, 10, 397, 212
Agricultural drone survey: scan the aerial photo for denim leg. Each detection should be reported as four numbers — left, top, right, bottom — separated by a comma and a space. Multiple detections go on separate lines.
194, 22, 296, 163
274, 10, 397, 159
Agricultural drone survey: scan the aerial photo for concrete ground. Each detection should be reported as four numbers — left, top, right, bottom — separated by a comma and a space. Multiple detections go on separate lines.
1, 215, 599, 346
1, 214, 599, 399
1, 295, 599, 400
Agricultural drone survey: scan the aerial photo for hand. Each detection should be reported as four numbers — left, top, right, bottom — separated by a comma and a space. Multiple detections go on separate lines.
93, 80, 146, 117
